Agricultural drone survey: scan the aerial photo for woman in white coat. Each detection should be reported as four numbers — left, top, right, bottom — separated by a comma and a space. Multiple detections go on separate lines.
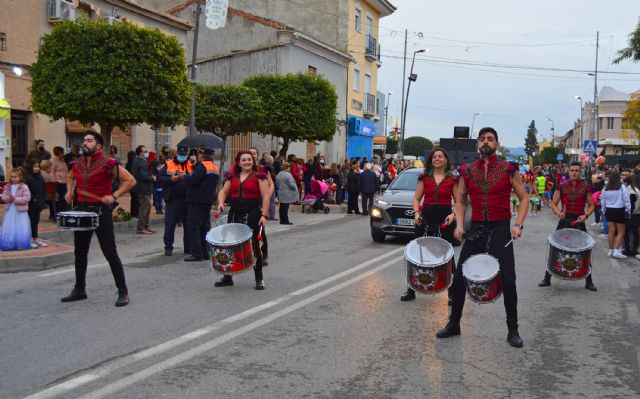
276, 162, 298, 225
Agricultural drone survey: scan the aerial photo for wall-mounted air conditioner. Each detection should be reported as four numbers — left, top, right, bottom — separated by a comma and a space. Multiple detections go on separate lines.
48, 0, 76, 22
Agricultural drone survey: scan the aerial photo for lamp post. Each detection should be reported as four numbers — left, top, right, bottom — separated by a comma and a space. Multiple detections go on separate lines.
399, 49, 425, 156
383, 91, 393, 138
575, 96, 583, 151
545, 117, 555, 147
471, 112, 480, 138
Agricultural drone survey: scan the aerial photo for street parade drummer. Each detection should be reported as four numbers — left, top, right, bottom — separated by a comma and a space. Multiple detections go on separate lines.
401, 148, 458, 303
61, 130, 136, 307
539, 161, 597, 291
216, 150, 271, 290
436, 127, 530, 348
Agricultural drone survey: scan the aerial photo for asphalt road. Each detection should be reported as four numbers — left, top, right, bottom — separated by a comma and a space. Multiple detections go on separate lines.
1, 208, 639, 398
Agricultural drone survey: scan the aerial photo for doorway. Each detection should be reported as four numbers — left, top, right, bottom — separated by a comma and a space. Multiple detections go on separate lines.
11, 111, 28, 167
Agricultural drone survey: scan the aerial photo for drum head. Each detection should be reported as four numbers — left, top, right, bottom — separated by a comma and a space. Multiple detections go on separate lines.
548, 228, 595, 252
405, 236, 454, 266
58, 211, 98, 217
206, 223, 252, 246
462, 254, 500, 282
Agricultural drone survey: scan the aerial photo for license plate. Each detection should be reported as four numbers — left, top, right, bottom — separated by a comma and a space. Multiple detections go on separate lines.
396, 218, 415, 226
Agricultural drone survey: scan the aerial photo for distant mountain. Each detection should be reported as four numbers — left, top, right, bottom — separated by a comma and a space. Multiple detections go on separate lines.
507, 147, 526, 156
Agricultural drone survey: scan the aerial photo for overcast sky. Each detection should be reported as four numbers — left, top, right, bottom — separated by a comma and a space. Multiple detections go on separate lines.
376, 0, 640, 147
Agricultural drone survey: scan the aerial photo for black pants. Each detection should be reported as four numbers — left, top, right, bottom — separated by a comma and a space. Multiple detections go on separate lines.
449, 220, 518, 331
347, 191, 360, 213
186, 203, 211, 260
279, 203, 290, 224
164, 197, 189, 252
73, 205, 127, 292
28, 208, 41, 239
361, 193, 374, 214
228, 207, 264, 282
130, 194, 139, 218
54, 183, 67, 218
544, 215, 594, 280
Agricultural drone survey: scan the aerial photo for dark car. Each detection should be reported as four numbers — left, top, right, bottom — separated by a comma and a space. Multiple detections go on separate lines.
369, 168, 421, 242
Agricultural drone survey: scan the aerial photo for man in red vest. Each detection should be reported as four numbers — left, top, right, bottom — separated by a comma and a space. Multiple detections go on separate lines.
62, 131, 136, 307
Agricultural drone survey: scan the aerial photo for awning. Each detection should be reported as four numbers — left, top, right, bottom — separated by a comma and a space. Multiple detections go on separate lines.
0, 99, 10, 119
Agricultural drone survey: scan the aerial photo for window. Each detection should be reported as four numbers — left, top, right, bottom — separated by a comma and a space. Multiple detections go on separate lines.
353, 66, 360, 91
364, 73, 371, 94
366, 15, 374, 35
308, 65, 317, 75
607, 117, 614, 129
355, 7, 361, 32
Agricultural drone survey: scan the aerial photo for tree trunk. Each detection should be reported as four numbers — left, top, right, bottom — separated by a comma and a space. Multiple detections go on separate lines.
281, 136, 290, 157
98, 122, 114, 154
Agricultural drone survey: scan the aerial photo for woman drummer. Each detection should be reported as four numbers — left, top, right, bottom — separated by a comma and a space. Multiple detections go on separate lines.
216, 151, 271, 290
401, 148, 458, 302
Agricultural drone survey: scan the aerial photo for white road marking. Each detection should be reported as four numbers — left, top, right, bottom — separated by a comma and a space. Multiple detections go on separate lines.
77, 256, 402, 399
39, 263, 107, 277
22, 248, 403, 399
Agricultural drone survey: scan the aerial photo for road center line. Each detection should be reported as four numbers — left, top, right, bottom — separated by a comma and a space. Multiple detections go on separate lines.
77, 256, 403, 399
23, 248, 403, 399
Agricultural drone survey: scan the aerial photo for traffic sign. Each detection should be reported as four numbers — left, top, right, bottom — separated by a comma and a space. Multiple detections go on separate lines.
556, 153, 564, 161
583, 140, 597, 154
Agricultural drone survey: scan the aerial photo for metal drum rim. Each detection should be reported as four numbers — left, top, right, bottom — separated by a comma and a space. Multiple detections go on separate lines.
404, 236, 455, 267
547, 228, 595, 252
206, 223, 253, 247
58, 211, 99, 216
462, 253, 500, 283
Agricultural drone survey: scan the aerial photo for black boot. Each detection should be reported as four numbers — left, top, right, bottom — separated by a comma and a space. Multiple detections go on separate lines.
507, 329, 523, 348
585, 276, 597, 292
436, 321, 461, 338
538, 272, 551, 287
400, 288, 416, 302
214, 275, 234, 287
255, 280, 265, 290
60, 288, 88, 303
115, 290, 129, 307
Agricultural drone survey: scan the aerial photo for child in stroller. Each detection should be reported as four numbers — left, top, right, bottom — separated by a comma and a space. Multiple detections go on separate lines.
302, 178, 331, 214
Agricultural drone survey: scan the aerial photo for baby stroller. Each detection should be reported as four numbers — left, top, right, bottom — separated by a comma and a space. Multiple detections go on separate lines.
302, 179, 331, 214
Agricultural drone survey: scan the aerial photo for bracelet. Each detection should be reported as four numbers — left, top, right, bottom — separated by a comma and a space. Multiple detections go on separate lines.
261, 214, 268, 218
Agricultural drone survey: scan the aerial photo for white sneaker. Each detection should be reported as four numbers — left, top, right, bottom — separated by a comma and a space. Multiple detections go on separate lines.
35, 240, 48, 247
599, 234, 608, 239
590, 222, 598, 226
608, 249, 613, 257
636, 254, 640, 260
30, 242, 39, 249
613, 250, 627, 259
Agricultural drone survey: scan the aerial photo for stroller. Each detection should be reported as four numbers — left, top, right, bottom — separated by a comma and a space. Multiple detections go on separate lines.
301, 179, 331, 214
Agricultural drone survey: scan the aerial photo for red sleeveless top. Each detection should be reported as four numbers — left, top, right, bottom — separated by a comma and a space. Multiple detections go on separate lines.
72, 152, 118, 204
560, 180, 590, 215
229, 173, 266, 200
418, 173, 456, 206
461, 155, 517, 222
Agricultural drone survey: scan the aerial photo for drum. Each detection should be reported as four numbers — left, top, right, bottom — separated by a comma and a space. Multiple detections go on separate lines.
206, 223, 255, 275
404, 236, 454, 294
546, 228, 594, 280
462, 254, 502, 304
57, 211, 100, 231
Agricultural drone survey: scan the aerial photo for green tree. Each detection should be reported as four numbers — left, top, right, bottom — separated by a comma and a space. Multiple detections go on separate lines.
403, 136, 433, 157
30, 19, 190, 144
613, 18, 640, 64
539, 146, 562, 164
497, 146, 511, 160
524, 120, 538, 158
244, 73, 338, 155
385, 137, 398, 154
195, 84, 264, 175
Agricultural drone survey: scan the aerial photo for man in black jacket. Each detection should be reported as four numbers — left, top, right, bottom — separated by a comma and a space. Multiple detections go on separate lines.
359, 163, 378, 215
183, 148, 219, 262
131, 145, 155, 234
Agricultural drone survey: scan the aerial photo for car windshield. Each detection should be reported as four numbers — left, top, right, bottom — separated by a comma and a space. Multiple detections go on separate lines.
389, 171, 419, 190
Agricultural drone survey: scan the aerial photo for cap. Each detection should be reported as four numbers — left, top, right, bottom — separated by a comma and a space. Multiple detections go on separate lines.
177, 145, 188, 156
203, 148, 215, 156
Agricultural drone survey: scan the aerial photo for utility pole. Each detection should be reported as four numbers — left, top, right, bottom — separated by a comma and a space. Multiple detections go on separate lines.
398, 29, 407, 157
593, 31, 599, 148
188, 1, 203, 136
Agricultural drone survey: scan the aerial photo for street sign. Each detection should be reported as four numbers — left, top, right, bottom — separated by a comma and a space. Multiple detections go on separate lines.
205, 0, 228, 30
556, 153, 563, 161
583, 140, 597, 154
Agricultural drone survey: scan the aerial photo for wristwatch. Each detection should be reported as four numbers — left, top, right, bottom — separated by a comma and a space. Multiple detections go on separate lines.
514, 224, 524, 230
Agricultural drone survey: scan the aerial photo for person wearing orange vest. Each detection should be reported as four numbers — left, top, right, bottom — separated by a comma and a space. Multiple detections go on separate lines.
183, 148, 220, 262
158, 145, 194, 257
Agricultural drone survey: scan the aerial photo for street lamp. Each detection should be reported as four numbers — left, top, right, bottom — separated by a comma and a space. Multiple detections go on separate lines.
545, 117, 555, 147
399, 49, 426, 156
383, 91, 393, 138
575, 96, 583, 150
471, 112, 480, 138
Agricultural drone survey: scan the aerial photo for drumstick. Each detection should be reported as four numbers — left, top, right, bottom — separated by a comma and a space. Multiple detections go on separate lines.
79, 190, 105, 202
257, 225, 263, 241
504, 239, 513, 248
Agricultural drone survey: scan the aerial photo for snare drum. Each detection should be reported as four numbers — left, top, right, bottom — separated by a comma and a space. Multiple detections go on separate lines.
462, 254, 502, 304
206, 223, 255, 275
404, 236, 454, 294
57, 211, 100, 231
546, 228, 594, 280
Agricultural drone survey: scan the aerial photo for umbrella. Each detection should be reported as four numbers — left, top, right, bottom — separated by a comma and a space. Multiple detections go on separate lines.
177, 133, 223, 150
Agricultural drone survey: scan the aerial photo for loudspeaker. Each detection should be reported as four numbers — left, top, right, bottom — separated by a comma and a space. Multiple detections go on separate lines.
454, 126, 470, 139
439, 138, 476, 153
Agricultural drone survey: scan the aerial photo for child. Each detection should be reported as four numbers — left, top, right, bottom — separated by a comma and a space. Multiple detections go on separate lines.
0, 168, 33, 250
511, 188, 519, 216
529, 185, 540, 217
24, 160, 48, 248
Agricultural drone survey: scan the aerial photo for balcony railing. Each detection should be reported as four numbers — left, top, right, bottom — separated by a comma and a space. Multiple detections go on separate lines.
364, 93, 376, 115
365, 34, 377, 61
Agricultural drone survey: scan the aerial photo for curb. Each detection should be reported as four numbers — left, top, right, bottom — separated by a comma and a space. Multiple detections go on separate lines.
0, 245, 74, 273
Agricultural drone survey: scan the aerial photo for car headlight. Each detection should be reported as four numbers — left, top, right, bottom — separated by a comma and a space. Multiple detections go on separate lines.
370, 208, 383, 218
375, 199, 388, 206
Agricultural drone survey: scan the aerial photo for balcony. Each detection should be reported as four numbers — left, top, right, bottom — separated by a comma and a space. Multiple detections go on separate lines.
365, 34, 377, 62
363, 93, 377, 117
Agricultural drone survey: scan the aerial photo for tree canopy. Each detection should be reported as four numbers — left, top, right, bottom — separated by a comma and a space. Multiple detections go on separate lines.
195, 84, 264, 174
30, 18, 190, 142
539, 146, 562, 164
613, 18, 640, 64
244, 73, 338, 155
524, 120, 538, 157
403, 136, 433, 157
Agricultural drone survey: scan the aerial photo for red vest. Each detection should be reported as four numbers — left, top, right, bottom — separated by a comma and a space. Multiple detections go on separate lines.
229, 173, 265, 200
560, 180, 590, 215
72, 152, 118, 204
461, 155, 516, 222
419, 174, 456, 206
